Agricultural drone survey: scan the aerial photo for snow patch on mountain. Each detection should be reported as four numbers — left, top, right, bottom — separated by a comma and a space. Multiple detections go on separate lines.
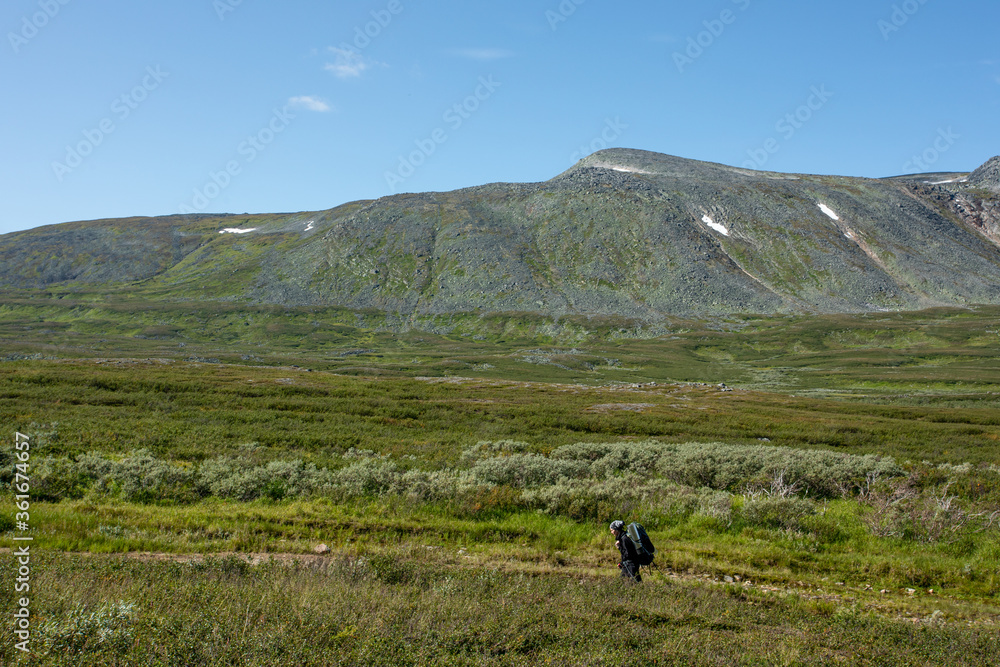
703, 215, 730, 236
818, 203, 840, 221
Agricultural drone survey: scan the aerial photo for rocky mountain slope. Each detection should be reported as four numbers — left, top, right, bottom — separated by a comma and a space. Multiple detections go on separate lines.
2, 149, 999, 320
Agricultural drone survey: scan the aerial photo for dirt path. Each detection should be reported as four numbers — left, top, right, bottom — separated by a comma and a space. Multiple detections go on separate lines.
6, 547, 994, 627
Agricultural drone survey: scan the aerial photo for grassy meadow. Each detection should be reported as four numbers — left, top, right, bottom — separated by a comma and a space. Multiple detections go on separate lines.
1, 297, 999, 664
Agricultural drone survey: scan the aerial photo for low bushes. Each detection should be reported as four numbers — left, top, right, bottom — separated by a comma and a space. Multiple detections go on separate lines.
15, 439, 997, 544
859, 475, 1000, 543
199, 458, 337, 501
37, 601, 136, 657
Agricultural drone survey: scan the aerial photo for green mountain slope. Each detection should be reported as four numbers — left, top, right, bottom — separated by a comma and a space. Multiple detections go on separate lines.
2, 149, 999, 319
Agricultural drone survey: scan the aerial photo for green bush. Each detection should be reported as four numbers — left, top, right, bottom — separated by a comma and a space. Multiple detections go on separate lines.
198, 457, 336, 501
551, 441, 663, 477
460, 440, 533, 461
470, 454, 588, 489
94, 449, 195, 503
38, 601, 136, 658
739, 495, 817, 530
655, 442, 902, 498
860, 479, 1000, 544
398, 468, 475, 502
0, 448, 13, 485
30, 457, 91, 502
333, 459, 403, 498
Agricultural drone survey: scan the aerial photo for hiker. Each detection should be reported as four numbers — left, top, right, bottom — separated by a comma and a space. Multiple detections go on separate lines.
609, 520, 642, 583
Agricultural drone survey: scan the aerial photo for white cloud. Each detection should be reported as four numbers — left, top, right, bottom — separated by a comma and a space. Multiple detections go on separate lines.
448, 48, 515, 61
325, 47, 376, 79
289, 96, 332, 112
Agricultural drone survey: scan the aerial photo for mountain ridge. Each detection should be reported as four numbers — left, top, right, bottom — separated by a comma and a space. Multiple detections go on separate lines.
2, 149, 999, 320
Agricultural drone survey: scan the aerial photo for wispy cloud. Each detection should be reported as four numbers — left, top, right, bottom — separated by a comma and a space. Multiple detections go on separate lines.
289, 96, 332, 112
325, 47, 379, 79
448, 48, 516, 61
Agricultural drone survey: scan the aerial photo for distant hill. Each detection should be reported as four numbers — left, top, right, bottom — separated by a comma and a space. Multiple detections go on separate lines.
2, 149, 999, 319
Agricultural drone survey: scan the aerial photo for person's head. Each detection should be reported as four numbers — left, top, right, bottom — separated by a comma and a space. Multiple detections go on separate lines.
609, 520, 625, 538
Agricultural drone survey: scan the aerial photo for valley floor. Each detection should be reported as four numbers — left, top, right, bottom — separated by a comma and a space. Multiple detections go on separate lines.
1, 304, 999, 664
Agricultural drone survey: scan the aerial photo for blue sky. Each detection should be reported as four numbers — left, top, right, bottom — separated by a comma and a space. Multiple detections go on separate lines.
1, 0, 998, 235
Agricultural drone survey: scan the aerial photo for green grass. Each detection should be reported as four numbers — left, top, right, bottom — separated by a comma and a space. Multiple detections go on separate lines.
3, 298, 1000, 663
16, 496, 1000, 605
2, 296, 1000, 397
2, 359, 1000, 465
1, 547, 998, 665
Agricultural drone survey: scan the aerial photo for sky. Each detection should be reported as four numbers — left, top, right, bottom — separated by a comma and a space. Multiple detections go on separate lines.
1, 0, 999, 236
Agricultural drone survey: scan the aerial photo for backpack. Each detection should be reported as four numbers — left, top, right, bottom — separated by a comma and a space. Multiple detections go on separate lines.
627, 522, 655, 566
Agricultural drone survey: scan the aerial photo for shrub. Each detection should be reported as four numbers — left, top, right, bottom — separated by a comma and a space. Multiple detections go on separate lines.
343, 447, 388, 460
548, 442, 624, 462
0, 448, 12, 485
522, 477, 641, 522
460, 440, 532, 462
95, 450, 195, 503
655, 442, 902, 498
470, 454, 588, 488
198, 457, 336, 501
860, 478, 1000, 543
75, 451, 116, 480
397, 468, 475, 503
551, 441, 665, 478
739, 495, 817, 530
38, 601, 136, 657
29, 457, 91, 502
695, 488, 735, 525
333, 459, 403, 498
522, 476, 712, 524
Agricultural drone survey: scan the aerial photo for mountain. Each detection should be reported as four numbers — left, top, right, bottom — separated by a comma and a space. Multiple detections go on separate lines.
2, 149, 999, 320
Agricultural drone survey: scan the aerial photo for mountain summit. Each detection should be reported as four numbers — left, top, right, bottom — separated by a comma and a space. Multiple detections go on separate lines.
967, 155, 1000, 193
2, 150, 999, 320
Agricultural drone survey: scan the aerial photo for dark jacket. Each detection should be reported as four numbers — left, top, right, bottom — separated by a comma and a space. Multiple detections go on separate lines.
617, 533, 640, 565
617, 533, 642, 582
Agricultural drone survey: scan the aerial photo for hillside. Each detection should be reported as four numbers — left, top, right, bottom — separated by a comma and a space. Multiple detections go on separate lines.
2, 149, 999, 319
